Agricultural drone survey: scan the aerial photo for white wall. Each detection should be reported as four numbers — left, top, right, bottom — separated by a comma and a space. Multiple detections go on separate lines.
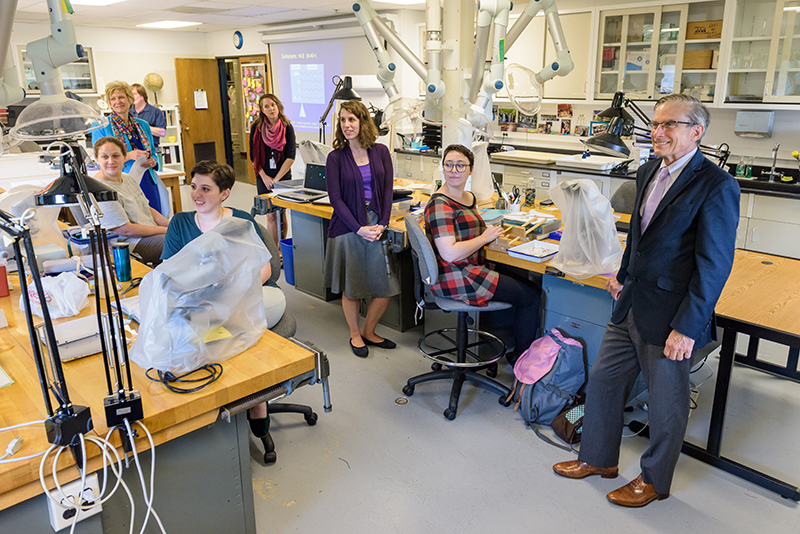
10, 23, 210, 105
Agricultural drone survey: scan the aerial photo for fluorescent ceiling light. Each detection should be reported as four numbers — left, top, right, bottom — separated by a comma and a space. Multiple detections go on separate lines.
137, 21, 202, 29
70, 0, 126, 5
784, 6, 800, 11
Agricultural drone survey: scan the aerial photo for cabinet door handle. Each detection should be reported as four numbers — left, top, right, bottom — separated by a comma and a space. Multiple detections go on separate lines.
541, 181, 550, 187
750, 228, 756, 242
542, 171, 550, 177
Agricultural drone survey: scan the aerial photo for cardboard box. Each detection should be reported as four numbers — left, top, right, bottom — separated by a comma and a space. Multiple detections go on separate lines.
683, 50, 713, 69
711, 50, 720, 69
686, 20, 723, 40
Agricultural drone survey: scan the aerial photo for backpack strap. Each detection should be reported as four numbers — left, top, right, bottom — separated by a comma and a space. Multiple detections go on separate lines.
505, 378, 518, 407
530, 422, 578, 453
513, 383, 525, 412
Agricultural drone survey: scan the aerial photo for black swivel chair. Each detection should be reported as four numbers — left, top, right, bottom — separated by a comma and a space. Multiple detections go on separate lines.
403, 213, 513, 420
257, 224, 317, 463
610, 181, 637, 215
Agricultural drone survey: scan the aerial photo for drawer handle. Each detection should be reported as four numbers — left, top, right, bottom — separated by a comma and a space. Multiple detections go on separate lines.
542, 171, 550, 177
750, 228, 756, 242
432, 159, 439, 163
521, 171, 532, 175
541, 181, 550, 187
405, 155, 412, 160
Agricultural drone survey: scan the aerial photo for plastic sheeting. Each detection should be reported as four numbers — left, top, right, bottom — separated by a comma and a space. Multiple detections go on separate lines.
130, 218, 272, 373
548, 179, 623, 280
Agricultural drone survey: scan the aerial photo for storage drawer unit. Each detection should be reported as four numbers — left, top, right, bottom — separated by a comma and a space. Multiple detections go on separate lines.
502, 165, 557, 200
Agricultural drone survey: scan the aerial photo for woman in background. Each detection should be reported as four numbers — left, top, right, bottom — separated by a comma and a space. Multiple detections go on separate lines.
130, 83, 167, 164
92, 81, 162, 213
89, 137, 168, 266
162, 160, 285, 464
250, 93, 296, 248
324, 100, 398, 358
425, 144, 541, 363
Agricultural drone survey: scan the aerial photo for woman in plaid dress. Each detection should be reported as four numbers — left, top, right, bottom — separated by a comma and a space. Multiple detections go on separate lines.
424, 144, 541, 361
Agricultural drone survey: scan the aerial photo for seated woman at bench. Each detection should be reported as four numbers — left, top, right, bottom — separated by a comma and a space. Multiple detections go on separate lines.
424, 144, 542, 362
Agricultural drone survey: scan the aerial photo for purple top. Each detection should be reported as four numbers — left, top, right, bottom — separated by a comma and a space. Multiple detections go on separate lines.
360, 164, 372, 203
326, 143, 394, 238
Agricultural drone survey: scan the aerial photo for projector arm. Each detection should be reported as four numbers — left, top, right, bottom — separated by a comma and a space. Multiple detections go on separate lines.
506, 0, 574, 85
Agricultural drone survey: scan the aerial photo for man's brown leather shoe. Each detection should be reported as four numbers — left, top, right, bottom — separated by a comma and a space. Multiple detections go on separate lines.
553, 460, 619, 479
606, 475, 669, 507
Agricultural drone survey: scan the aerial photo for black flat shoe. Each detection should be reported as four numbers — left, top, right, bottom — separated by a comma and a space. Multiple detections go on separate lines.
350, 339, 369, 358
363, 337, 396, 349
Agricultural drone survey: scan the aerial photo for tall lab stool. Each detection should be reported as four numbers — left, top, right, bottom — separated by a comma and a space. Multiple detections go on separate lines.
403, 214, 513, 421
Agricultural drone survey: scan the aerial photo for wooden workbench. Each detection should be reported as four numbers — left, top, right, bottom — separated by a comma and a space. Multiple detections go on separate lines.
0, 260, 319, 522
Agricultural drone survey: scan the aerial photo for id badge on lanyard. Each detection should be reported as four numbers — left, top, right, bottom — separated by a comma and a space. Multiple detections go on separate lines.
269, 156, 276, 170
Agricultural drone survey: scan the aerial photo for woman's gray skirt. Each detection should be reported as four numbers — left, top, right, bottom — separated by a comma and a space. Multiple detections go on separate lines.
324, 211, 401, 300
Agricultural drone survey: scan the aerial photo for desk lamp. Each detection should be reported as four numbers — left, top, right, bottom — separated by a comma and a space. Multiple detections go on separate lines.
318, 75, 361, 144
584, 91, 730, 168
36, 143, 144, 446
0, 206, 94, 467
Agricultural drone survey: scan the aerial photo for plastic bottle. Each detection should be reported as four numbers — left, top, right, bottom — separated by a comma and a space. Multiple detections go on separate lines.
745, 156, 753, 178
735, 156, 746, 177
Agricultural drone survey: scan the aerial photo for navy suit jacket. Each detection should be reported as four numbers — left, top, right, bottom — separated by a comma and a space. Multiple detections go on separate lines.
611, 149, 740, 347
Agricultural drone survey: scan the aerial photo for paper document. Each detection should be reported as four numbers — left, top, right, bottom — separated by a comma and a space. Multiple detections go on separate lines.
129, 155, 148, 185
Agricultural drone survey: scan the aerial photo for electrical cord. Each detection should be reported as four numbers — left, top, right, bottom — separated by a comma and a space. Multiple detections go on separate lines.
145, 363, 223, 394
123, 419, 167, 534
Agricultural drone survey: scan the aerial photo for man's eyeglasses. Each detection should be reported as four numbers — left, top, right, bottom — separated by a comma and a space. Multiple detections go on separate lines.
443, 162, 469, 172
647, 120, 696, 131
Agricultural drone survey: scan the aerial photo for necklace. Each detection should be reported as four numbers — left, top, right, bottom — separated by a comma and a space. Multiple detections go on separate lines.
351, 146, 368, 166
195, 208, 225, 233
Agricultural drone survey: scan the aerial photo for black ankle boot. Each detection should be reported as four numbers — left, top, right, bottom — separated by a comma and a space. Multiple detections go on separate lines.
248, 415, 276, 464
262, 432, 276, 465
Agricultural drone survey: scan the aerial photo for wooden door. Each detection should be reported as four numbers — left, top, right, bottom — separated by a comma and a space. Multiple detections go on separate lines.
175, 58, 225, 181
239, 55, 272, 185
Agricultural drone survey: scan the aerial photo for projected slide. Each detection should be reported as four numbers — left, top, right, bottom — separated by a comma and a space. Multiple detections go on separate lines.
290, 64, 325, 105
273, 42, 343, 133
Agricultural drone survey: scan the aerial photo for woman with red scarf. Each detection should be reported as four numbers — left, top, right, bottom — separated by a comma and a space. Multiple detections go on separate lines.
249, 94, 296, 247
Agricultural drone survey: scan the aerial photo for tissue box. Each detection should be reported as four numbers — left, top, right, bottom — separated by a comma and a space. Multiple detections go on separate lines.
683, 50, 713, 70
686, 20, 723, 40
626, 50, 651, 71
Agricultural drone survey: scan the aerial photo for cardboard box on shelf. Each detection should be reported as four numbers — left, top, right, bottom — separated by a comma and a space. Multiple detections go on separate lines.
711, 50, 720, 69
683, 50, 713, 70
686, 20, 723, 40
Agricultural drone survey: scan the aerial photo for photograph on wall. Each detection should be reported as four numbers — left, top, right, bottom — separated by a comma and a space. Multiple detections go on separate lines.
498, 107, 518, 131
560, 120, 571, 135
574, 125, 589, 137
590, 121, 609, 136
518, 114, 537, 132
593, 109, 611, 122
558, 104, 573, 118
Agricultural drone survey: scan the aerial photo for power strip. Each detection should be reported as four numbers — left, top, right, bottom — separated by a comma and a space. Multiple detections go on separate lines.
46, 473, 103, 532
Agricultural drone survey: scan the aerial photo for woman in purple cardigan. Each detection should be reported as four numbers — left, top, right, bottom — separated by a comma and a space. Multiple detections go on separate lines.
324, 101, 400, 358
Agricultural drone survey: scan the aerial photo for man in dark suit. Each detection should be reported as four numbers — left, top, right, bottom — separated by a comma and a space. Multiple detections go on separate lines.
552, 94, 740, 507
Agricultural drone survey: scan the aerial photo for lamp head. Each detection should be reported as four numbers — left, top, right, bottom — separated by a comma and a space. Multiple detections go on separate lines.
35, 143, 117, 207
332, 76, 361, 101
582, 117, 631, 157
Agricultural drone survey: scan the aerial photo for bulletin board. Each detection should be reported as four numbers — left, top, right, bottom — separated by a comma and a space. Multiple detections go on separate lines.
240, 56, 272, 133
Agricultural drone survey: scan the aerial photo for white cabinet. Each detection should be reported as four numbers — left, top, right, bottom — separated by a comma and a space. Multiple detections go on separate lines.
596, 2, 725, 101
543, 11, 592, 100
726, 0, 800, 103
502, 165, 557, 200
393, 152, 439, 182
737, 195, 800, 258
17, 45, 97, 94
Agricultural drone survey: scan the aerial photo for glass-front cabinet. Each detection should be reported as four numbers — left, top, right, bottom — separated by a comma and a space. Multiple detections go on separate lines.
596, 1, 725, 102
16, 45, 98, 94
727, 0, 800, 103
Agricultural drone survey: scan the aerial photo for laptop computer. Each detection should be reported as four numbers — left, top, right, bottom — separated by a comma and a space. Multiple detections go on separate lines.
276, 163, 328, 202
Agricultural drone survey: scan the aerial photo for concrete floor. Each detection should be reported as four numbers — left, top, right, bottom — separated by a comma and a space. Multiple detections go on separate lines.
176, 182, 800, 533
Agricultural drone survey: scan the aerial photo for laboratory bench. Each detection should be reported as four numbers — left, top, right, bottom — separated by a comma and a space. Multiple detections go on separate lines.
0, 259, 331, 532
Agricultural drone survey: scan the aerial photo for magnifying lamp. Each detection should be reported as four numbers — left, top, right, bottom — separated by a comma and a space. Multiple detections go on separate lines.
319, 75, 362, 144
583, 91, 730, 168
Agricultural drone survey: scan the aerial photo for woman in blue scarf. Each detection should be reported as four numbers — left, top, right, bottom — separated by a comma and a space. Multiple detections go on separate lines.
92, 81, 162, 214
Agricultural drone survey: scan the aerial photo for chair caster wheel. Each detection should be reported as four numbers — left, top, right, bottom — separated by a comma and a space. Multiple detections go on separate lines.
486, 365, 498, 378
305, 413, 318, 426
443, 408, 456, 421
431, 362, 442, 371
402, 385, 415, 396
500, 395, 512, 407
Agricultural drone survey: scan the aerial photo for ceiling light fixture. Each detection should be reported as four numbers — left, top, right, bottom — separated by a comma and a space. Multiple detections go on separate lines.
137, 21, 202, 29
